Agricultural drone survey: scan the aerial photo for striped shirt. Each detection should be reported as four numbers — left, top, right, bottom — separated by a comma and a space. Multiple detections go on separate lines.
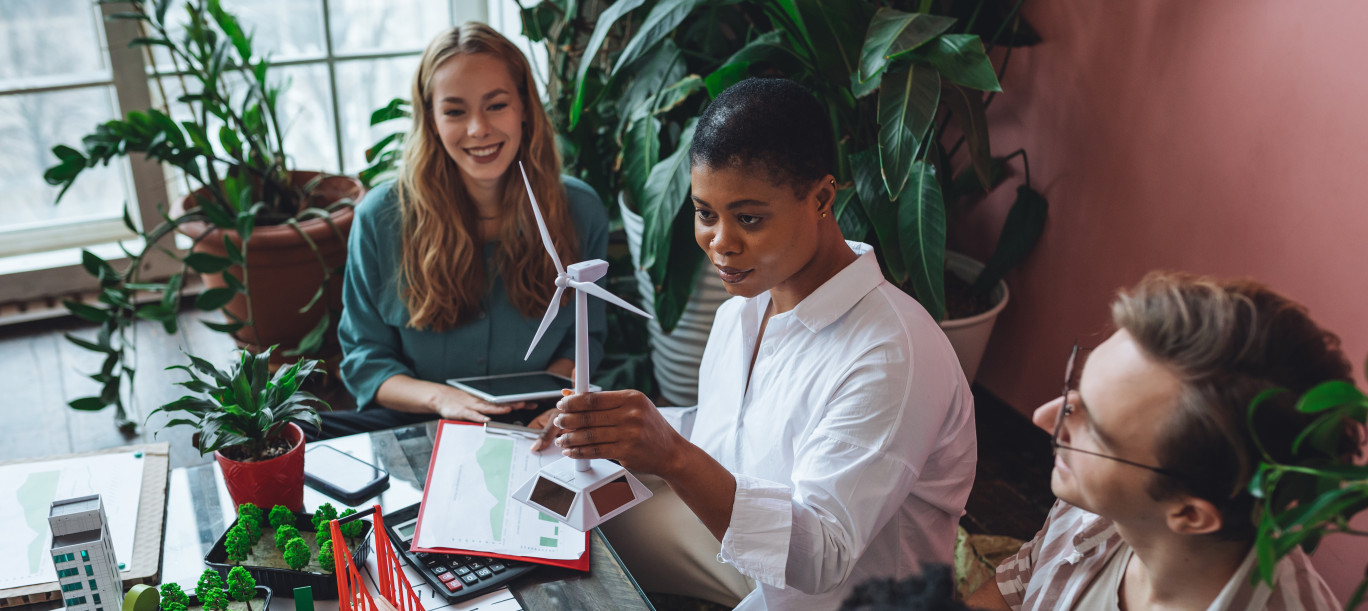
996, 500, 1340, 610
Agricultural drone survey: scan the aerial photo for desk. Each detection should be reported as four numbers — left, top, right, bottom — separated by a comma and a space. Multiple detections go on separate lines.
161, 422, 653, 610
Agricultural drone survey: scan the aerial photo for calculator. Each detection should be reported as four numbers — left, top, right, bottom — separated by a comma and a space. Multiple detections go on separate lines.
384, 502, 540, 601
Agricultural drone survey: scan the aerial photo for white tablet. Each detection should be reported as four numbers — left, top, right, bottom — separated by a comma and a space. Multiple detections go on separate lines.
446, 372, 601, 403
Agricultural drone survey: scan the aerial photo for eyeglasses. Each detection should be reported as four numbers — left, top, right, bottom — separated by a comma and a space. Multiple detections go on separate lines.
1053, 342, 1184, 479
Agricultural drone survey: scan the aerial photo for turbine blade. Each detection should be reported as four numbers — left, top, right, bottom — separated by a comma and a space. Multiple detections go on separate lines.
518, 161, 564, 275
572, 280, 653, 319
524, 285, 565, 360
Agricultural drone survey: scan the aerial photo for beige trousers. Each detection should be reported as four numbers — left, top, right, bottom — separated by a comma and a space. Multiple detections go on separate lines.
600, 473, 756, 607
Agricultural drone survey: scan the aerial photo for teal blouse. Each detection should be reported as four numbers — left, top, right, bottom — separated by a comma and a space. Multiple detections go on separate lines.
338, 178, 608, 409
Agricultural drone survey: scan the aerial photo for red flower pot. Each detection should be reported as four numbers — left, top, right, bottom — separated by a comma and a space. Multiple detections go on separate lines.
215, 422, 306, 511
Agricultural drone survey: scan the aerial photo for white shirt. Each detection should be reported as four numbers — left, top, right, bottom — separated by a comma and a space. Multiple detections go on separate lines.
690, 242, 978, 610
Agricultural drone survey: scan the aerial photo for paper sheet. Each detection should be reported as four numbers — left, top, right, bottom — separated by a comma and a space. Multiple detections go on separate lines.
413, 423, 586, 561
0, 452, 144, 588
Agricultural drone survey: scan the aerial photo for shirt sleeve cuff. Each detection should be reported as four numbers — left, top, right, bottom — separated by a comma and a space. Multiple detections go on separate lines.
720, 472, 792, 589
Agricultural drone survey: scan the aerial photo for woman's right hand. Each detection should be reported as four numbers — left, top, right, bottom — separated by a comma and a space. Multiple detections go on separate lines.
431, 385, 529, 422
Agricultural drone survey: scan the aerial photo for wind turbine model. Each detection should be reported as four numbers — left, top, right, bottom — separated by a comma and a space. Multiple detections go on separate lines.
511, 161, 654, 532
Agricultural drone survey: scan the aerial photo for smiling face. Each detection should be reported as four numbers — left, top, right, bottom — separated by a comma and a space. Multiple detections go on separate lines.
1031, 330, 1185, 522
692, 165, 833, 303
429, 53, 524, 190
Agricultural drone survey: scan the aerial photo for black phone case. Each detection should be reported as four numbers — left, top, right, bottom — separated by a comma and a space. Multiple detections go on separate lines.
304, 447, 390, 505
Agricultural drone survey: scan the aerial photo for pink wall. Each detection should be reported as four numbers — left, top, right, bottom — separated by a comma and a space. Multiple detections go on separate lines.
959, 0, 1368, 600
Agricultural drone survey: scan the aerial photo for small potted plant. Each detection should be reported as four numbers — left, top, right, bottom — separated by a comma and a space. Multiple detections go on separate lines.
205, 502, 370, 598
150, 346, 325, 510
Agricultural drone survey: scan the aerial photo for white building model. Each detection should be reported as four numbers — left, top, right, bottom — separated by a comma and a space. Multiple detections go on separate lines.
49, 495, 121, 611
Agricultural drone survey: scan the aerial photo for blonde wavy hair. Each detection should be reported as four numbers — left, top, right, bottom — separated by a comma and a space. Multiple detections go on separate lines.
396, 22, 576, 331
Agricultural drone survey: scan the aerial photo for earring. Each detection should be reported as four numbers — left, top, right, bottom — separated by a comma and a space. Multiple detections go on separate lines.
820, 211, 828, 218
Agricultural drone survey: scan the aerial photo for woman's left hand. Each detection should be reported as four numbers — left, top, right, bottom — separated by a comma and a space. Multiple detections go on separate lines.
528, 401, 564, 452
553, 390, 688, 475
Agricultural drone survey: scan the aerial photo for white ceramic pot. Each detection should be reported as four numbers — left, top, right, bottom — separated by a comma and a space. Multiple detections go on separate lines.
619, 197, 731, 407
939, 251, 1010, 383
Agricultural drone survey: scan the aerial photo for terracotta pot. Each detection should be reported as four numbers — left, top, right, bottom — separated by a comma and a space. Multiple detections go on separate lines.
183, 172, 364, 359
215, 422, 306, 511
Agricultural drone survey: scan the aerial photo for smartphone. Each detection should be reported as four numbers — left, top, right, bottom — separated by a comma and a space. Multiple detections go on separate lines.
304, 445, 390, 505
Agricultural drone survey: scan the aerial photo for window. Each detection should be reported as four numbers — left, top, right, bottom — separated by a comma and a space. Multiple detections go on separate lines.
65, 596, 86, 607
92, 593, 101, 604
61, 583, 82, 592
57, 567, 79, 578
80, 550, 88, 561
53, 553, 74, 564
1, 0, 507, 303
85, 565, 93, 576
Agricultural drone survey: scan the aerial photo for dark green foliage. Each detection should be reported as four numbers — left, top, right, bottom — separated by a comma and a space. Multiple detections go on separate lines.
150, 345, 325, 459
224, 523, 250, 563
163, 603, 187, 611
237, 503, 264, 526
283, 537, 310, 570
274, 524, 299, 551
338, 508, 364, 539
46, 0, 355, 425
196, 569, 227, 611
311, 503, 339, 533
268, 505, 295, 529
317, 543, 335, 572
226, 566, 256, 604
237, 514, 262, 544
159, 583, 189, 608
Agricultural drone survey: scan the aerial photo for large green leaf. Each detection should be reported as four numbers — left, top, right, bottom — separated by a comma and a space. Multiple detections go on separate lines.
877, 63, 940, 199
640, 118, 697, 276
794, 0, 873, 85
971, 184, 1047, 295
653, 209, 705, 333
857, 8, 956, 84
913, 34, 1001, 92
569, 0, 649, 129
833, 188, 870, 243
897, 160, 946, 321
610, 0, 706, 78
618, 39, 685, 123
705, 61, 751, 98
850, 148, 906, 285
622, 115, 662, 211
940, 83, 994, 191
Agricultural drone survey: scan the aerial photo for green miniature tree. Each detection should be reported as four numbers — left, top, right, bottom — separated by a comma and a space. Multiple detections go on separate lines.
283, 537, 310, 570
311, 503, 338, 532
237, 512, 262, 544
226, 566, 257, 611
274, 524, 300, 551
317, 543, 335, 573
162, 602, 187, 611
196, 569, 227, 611
338, 508, 365, 539
268, 505, 294, 529
159, 583, 189, 608
224, 523, 251, 563
237, 503, 264, 526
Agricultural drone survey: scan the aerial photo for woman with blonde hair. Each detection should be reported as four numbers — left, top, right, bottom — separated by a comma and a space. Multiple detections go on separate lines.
318, 22, 606, 437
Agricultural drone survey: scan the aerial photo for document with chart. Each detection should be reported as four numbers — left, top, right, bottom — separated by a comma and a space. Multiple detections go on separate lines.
412, 421, 587, 562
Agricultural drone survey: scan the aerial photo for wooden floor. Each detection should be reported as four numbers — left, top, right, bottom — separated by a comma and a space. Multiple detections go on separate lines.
0, 313, 1055, 536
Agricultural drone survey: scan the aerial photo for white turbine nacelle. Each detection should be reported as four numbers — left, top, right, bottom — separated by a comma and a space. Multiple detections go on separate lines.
510, 162, 653, 532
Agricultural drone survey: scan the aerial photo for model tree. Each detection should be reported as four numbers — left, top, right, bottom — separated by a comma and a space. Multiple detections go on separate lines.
162, 602, 187, 611
268, 505, 294, 529
159, 583, 189, 608
226, 566, 257, 611
274, 524, 299, 551
196, 568, 228, 611
283, 536, 310, 570
224, 523, 251, 563
317, 542, 335, 573
237, 513, 262, 545
338, 508, 365, 539
311, 503, 338, 532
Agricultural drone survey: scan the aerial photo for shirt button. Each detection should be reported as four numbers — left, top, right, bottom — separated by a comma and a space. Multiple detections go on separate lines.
762, 345, 774, 356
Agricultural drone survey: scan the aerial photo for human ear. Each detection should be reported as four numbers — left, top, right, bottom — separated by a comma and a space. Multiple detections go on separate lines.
814, 175, 837, 214
1165, 496, 1224, 536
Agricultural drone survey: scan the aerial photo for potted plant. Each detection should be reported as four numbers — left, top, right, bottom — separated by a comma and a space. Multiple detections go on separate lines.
204, 502, 370, 598
1247, 365, 1368, 609
43, 0, 363, 431
151, 345, 325, 510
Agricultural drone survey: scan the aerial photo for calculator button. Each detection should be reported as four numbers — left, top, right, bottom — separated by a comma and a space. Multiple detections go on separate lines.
475, 568, 493, 579
444, 579, 463, 593
431, 566, 448, 575
460, 573, 479, 585
468, 560, 485, 569
438, 571, 456, 583
489, 564, 506, 574
454, 566, 471, 576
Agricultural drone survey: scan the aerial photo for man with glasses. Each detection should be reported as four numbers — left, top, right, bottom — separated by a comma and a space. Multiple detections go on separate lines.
968, 272, 1358, 610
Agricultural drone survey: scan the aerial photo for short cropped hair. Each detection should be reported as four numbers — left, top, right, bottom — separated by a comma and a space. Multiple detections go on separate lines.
689, 77, 834, 195
1112, 272, 1360, 540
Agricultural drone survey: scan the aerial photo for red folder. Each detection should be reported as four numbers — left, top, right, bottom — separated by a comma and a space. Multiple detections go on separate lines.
408, 420, 590, 571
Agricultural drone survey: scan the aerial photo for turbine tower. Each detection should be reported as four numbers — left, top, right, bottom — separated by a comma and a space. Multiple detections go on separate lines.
511, 162, 654, 532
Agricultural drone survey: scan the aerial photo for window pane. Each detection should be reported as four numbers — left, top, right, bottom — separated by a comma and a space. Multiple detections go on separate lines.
329, 0, 448, 55
0, 0, 105, 83
148, 0, 326, 70
0, 87, 128, 232
336, 57, 419, 175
